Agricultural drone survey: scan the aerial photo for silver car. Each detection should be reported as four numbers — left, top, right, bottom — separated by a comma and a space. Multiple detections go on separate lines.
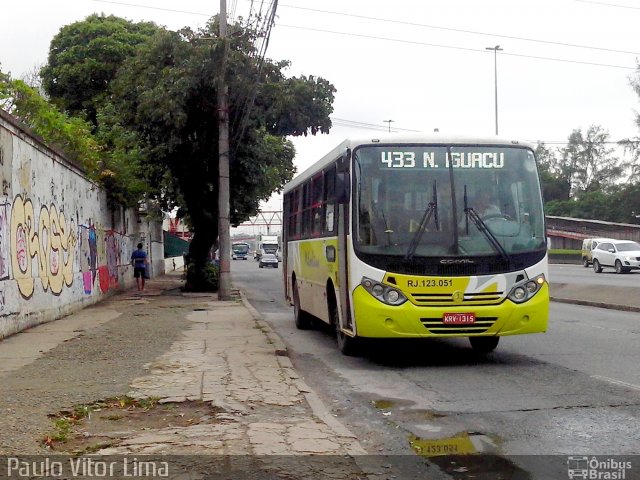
592, 239, 640, 274
258, 253, 279, 268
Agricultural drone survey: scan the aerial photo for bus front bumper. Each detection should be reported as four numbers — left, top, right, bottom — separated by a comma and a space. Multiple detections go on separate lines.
352, 284, 549, 338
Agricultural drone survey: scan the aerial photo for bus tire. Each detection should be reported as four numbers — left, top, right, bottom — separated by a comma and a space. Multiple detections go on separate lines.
469, 336, 499, 354
328, 292, 360, 356
293, 280, 313, 330
582, 257, 589, 267
336, 327, 360, 356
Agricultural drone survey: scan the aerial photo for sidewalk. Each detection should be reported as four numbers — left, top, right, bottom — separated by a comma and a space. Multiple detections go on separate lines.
102, 273, 366, 457
0, 271, 366, 457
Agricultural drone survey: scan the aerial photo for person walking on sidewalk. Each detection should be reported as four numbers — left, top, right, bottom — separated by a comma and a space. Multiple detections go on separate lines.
131, 243, 149, 291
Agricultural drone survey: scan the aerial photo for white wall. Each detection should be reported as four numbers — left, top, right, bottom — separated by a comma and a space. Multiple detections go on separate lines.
0, 111, 161, 339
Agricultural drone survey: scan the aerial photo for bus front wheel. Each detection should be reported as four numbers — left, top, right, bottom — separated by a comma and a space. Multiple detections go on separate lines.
293, 281, 313, 330
328, 294, 360, 356
469, 336, 499, 354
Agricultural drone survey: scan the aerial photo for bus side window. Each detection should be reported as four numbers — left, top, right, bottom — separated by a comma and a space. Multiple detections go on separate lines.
324, 165, 337, 234
302, 181, 312, 238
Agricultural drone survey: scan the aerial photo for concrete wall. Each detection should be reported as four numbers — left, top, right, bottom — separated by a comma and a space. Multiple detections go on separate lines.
0, 110, 162, 339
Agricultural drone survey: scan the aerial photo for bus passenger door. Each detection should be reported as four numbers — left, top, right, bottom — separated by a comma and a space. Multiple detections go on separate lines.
336, 163, 353, 334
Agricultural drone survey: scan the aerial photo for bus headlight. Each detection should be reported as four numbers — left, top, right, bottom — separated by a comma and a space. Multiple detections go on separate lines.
361, 277, 407, 306
507, 274, 546, 304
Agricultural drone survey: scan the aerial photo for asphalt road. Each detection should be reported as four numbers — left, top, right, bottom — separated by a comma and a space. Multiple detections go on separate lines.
232, 259, 640, 477
549, 263, 640, 287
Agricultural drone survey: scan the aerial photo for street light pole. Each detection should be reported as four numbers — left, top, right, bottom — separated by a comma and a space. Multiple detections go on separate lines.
485, 45, 503, 135
383, 119, 394, 132
218, 0, 231, 300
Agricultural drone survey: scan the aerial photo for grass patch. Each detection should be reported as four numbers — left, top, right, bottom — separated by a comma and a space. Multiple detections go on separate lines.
43, 396, 159, 448
549, 249, 580, 255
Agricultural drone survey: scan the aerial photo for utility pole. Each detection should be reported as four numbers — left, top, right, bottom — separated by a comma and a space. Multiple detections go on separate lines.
383, 119, 394, 132
485, 45, 503, 135
218, 0, 231, 300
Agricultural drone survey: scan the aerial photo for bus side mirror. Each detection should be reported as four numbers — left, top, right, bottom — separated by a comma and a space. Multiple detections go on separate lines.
336, 172, 350, 204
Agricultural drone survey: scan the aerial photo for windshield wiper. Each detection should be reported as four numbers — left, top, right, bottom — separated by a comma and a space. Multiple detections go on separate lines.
463, 187, 513, 268
404, 181, 438, 261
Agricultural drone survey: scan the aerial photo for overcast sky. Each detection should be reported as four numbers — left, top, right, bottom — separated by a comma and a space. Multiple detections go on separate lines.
2, 0, 640, 233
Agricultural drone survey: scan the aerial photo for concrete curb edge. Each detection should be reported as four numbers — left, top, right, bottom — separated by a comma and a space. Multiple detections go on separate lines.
237, 291, 364, 448
551, 297, 640, 313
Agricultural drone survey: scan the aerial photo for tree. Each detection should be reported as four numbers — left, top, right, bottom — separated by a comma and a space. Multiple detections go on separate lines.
560, 125, 623, 197
0, 69, 147, 207
40, 14, 160, 126
535, 142, 570, 202
0, 71, 100, 175
103, 19, 335, 289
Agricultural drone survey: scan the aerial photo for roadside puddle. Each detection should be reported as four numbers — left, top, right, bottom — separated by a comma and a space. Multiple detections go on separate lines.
410, 432, 530, 479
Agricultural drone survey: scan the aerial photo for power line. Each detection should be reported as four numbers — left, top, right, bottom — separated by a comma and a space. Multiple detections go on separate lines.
277, 24, 636, 70
275, 2, 640, 56
92, 0, 212, 17
570, 0, 640, 10
331, 117, 421, 132
92, 0, 639, 71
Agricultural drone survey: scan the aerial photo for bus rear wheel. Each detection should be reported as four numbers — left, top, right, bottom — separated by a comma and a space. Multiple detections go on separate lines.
469, 336, 499, 354
293, 281, 313, 330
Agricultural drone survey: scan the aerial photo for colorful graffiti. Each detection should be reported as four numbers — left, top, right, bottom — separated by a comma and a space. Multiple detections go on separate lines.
98, 231, 121, 292
79, 223, 98, 294
79, 224, 128, 295
10, 195, 77, 298
0, 200, 9, 280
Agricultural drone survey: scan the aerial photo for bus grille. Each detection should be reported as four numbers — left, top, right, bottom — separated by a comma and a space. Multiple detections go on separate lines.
421, 317, 497, 334
409, 291, 504, 305
387, 261, 515, 276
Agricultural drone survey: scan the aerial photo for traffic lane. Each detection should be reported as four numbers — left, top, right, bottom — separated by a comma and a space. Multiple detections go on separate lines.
233, 259, 640, 389
232, 260, 640, 457
232, 257, 286, 314
550, 263, 640, 287
327, 305, 640, 456
504, 301, 640, 390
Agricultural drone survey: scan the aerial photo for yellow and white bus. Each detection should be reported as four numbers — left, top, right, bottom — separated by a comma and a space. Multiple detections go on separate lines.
282, 134, 548, 355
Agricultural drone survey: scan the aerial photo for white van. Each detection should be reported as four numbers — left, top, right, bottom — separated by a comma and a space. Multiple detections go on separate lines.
581, 237, 614, 267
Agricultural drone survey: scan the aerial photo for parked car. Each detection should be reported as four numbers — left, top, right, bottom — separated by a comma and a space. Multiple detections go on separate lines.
592, 239, 640, 274
581, 237, 615, 267
258, 253, 279, 268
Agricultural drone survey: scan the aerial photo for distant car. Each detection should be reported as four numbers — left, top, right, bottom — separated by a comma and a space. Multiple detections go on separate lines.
581, 237, 615, 267
259, 253, 278, 268
592, 239, 640, 274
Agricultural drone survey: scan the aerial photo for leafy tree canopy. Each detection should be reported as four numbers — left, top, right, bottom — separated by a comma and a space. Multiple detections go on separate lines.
40, 14, 160, 126
99, 17, 336, 286
0, 69, 148, 207
0, 71, 100, 174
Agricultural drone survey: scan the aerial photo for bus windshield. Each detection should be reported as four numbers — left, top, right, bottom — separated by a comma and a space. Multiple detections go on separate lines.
354, 144, 545, 267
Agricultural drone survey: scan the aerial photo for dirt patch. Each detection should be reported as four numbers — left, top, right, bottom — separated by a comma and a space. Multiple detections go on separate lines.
44, 397, 224, 454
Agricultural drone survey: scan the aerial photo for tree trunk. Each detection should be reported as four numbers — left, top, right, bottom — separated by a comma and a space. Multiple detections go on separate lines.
184, 216, 218, 291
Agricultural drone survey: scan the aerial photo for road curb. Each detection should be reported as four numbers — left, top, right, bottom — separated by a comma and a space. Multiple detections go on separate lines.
238, 292, 288, 356
237, 290, 365, 448
551, 297, 640, 313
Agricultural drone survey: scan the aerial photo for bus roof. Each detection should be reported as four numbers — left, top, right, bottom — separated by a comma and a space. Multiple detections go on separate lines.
283, 133, 535, 194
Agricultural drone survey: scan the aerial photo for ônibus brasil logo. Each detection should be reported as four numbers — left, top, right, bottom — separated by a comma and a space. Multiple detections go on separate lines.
567, 456, 632, 480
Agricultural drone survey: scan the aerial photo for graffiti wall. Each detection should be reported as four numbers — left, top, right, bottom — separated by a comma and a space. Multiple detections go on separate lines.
0, 110, 160, 339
